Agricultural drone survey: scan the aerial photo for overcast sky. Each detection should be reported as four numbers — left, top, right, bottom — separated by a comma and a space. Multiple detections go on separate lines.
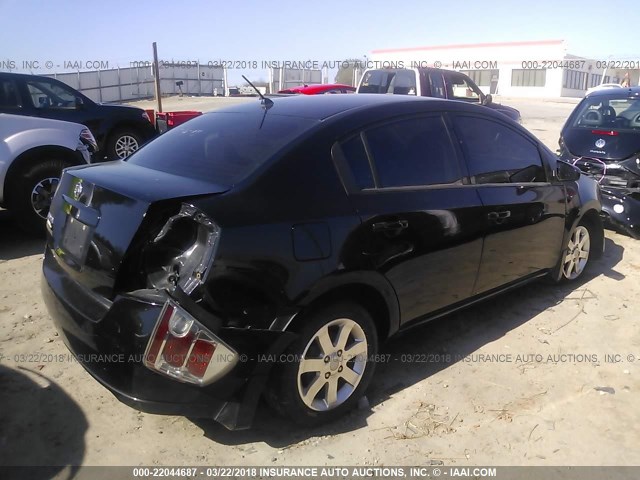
2, 0, 638, 84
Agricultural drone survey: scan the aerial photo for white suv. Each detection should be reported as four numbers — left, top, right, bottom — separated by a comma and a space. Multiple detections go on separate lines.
0, 113, 96, 233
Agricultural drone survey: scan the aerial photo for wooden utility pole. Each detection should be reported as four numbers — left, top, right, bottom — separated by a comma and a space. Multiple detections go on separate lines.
152, 42, 162, 113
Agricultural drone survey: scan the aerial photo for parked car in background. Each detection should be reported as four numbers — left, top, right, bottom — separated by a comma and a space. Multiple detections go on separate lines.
356, 67, 521, 122
0, 72, 156, 160
42, 94, 602, 431
279, 84, 356, 94
585, 83, 623, 96
558, 87, 640, 238
0, 113, 95, 232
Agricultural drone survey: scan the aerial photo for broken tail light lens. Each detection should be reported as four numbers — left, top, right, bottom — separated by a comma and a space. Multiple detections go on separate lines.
143, 300, 238, 386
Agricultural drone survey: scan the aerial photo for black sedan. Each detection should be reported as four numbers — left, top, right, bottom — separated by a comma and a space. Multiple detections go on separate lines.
559, 87, 640, 238
42, 94, 604, 430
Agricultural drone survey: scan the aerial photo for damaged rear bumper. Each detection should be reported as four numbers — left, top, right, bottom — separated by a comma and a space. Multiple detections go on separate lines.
41, 248, 296, 430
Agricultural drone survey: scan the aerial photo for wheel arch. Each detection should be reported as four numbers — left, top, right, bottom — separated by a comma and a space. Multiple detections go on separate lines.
2, 145, 80, 206
577, 208, 604, 260
106, 121, 145, 143
291, 272, 400, 341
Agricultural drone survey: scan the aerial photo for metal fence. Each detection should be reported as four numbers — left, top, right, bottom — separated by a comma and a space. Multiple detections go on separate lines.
269, 68, 323, 93
43, 65, 227, 103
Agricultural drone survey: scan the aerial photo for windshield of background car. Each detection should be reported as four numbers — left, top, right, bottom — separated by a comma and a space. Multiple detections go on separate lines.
359, 70, 417, 94
571, 96, 640, 131
126, 111, 318, 184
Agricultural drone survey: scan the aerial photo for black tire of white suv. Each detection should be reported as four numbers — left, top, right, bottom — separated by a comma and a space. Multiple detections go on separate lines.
7, 157, 72, 235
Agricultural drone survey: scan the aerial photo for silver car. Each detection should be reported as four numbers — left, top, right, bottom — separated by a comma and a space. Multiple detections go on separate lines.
0, 113, 96, 233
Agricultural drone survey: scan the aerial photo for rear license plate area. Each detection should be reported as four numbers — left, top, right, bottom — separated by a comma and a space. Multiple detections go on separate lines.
61, 215, 91, 266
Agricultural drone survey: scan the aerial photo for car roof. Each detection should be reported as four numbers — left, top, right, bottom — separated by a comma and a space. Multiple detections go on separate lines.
208, 93, 487, 120
0, 71, 51, 81
586, 86, 640, 98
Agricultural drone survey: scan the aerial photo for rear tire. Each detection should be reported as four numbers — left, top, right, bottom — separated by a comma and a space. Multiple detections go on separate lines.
7, 158, 72, 235
267, 302, 378, 427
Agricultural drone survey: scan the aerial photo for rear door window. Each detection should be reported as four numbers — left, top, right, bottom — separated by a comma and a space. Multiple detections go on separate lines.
338, 135, 375, 190
0, 79, 21, 109
388, 70, 417, 95
453, 115, 546, 184
364, 116, 461, 188
428, 72, 446, 98
358, 70, 393, 94
359, 70, 418, 95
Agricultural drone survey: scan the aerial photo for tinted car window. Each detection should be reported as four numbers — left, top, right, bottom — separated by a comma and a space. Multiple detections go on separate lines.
358, 70, 393, 94
453, 116, 546, 184
339, 135, 374, 190
127, 112, 318, 185
389, 70, 417, 95
428, 72, 446, 98
26, 79, 77, 109
0, 80, 20, 108
365, 116, 461, 188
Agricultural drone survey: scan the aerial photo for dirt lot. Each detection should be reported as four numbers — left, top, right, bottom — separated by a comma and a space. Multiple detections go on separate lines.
1, 97, 640, 470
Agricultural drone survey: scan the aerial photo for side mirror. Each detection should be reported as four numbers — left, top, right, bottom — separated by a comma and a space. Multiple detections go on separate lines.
482, 93, 493, 106
557, 161, 581, 181
75, 96, 84, 109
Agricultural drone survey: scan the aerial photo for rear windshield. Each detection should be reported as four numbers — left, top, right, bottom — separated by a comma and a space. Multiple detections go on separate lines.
572, 96, 640, 131
127, 111, 318, 184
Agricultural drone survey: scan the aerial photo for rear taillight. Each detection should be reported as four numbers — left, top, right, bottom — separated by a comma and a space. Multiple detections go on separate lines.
143, 300, 238, 386
591, 129, 619, 136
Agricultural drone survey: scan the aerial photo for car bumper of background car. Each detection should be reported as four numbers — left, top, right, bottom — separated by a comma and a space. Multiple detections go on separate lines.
41, 247, 296, 430
600, 187, 640, 239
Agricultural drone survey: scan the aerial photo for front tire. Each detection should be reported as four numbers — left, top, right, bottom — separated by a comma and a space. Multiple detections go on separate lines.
268, 302, 378, 426
8, 158, 71, 235
107, 129, 141, 159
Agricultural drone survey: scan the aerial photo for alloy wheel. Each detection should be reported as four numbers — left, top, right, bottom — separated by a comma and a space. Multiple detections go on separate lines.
30, 177, 59, 218
562, 225, 590, 280
114, 135, 139, 158
297, 318, 368, 412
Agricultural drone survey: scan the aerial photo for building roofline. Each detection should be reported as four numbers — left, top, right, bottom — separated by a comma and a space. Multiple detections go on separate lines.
371, 39, 565, 54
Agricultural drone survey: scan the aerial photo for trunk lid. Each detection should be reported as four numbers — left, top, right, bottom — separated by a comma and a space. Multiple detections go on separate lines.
47, 161, 229, 300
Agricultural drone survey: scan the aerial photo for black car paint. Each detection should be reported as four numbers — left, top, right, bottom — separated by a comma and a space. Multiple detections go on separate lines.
0, 72, 156, 158
559, 87, 640, 238
42, 94, 603, 429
